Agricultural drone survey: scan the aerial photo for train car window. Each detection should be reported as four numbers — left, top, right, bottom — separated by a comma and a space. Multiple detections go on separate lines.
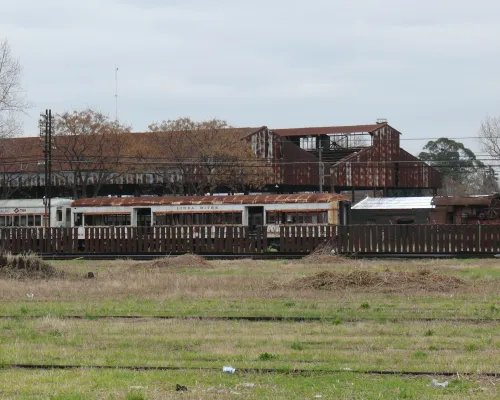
234, 213, 242, 224
154, 215, 166, 225
57, 210, 63, 222
35, 215, 42, 226
13, 216, 20, 226
20, 216, 27, 226
0, 216, 5, 226
74, 213, 82, 227
214, 214, 223, 224
85, 215, 94, 226
267, 212, 277, 224
27, 215, 34, 226
66, 209, 71, 223
101, 214, 131, 226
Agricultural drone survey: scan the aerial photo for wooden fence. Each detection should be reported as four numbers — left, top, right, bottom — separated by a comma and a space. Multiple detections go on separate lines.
1, 224, 500, 255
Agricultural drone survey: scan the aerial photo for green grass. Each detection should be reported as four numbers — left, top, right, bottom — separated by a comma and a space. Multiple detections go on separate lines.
0, 368, 492, 399
2, 294, 500, 320
1, 318, 500, 373
1, 258, 500, 398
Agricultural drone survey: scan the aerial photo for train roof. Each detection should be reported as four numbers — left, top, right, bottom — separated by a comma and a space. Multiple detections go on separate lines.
0, 198, 73, 208
72, 194, 349, 207
352, 196, 434, 210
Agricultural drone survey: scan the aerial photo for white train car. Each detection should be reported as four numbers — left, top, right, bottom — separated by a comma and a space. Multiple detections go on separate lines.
71, 194, 350, 239
0, 198, 73, 228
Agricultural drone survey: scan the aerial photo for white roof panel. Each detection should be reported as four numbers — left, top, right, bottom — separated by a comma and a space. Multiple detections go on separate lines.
0, 198, 73, 208
352, 197, 434, 210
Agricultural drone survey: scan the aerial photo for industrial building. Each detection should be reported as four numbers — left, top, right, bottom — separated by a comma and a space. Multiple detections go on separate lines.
0, 120, 442, 199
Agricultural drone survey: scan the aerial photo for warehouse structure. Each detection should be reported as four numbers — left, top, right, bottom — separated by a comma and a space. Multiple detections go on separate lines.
0, 121, 442, 199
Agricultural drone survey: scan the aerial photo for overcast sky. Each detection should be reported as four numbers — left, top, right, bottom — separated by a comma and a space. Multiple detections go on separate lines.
2, 0, 500, 156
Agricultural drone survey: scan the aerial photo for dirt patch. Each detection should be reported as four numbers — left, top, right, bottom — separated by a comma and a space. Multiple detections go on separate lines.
287, 269, 466, 292
135, 254, 212, 270
0, 253, 63, 280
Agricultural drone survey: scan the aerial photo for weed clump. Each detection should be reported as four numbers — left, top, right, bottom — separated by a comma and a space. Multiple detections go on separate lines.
286, 269, 466, 292
0, 252, 62, 280
259, 352, 278, 360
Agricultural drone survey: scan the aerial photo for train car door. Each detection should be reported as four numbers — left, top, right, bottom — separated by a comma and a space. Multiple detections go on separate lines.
135, 208, 152, 226
247, 206, 264, 233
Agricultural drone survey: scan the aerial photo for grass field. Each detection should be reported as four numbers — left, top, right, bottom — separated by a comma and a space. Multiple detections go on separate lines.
1, 255, 500, 399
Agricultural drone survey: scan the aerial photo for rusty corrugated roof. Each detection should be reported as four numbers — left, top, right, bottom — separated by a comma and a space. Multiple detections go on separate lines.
272, 124, 387, 137
432, 195, 499, 207
72, 193, 349, 207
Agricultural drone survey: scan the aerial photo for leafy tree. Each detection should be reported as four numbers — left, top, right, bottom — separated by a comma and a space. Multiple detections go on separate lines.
419, 138, 498, 195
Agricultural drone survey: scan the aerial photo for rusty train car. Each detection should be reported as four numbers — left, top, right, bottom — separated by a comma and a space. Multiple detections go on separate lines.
70, 193, 351, 241
351, 194, 500, 225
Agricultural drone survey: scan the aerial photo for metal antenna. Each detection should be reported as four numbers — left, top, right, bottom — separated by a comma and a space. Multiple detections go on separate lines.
115, 66, 119, 121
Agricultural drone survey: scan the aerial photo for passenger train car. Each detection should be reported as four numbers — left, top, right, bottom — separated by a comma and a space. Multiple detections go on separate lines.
0, 195, 350, 245
0, 198, 73, 228
70, 194, 351, 239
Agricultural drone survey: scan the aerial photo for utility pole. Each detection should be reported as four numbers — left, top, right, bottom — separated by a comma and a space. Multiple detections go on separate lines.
319, 144, 324, 192
39, 110, 53, 228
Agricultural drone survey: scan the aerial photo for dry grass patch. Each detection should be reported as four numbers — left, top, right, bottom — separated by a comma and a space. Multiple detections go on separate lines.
293, 242, 346, 265
131, 254, 212, 270
0, 252, 63, 280
36, 316, 69, 335
284, 269, 466, 292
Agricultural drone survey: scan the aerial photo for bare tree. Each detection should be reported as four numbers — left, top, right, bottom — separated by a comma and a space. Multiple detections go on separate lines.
479, 116, 500, 158
53, 109, 132, 199
0, 39, 30, 138
477, 116, 500, 193
148, 118, 272, 195
0, 139, 38, 198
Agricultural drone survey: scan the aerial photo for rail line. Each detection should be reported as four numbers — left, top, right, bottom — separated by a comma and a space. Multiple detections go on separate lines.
38, 252, 498, 260
3, 363, 499, 378
1, 315, 498, 324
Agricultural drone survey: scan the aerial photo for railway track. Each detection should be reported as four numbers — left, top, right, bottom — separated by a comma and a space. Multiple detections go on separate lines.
37, 252, 498, 260
4, 363, 499, 377
1, 315, 498, 323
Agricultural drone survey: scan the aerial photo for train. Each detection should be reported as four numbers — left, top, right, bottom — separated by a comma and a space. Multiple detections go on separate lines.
0, 194, 351, 240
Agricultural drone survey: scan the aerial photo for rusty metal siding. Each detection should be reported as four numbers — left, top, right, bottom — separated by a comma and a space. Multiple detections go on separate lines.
330, 134, 442, 189
72, 193, 349, 207
279, 138, 320, 186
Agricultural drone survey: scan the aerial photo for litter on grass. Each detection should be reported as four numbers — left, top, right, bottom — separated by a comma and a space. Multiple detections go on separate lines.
176, 384, 188, 391
430, 379, 449, 388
